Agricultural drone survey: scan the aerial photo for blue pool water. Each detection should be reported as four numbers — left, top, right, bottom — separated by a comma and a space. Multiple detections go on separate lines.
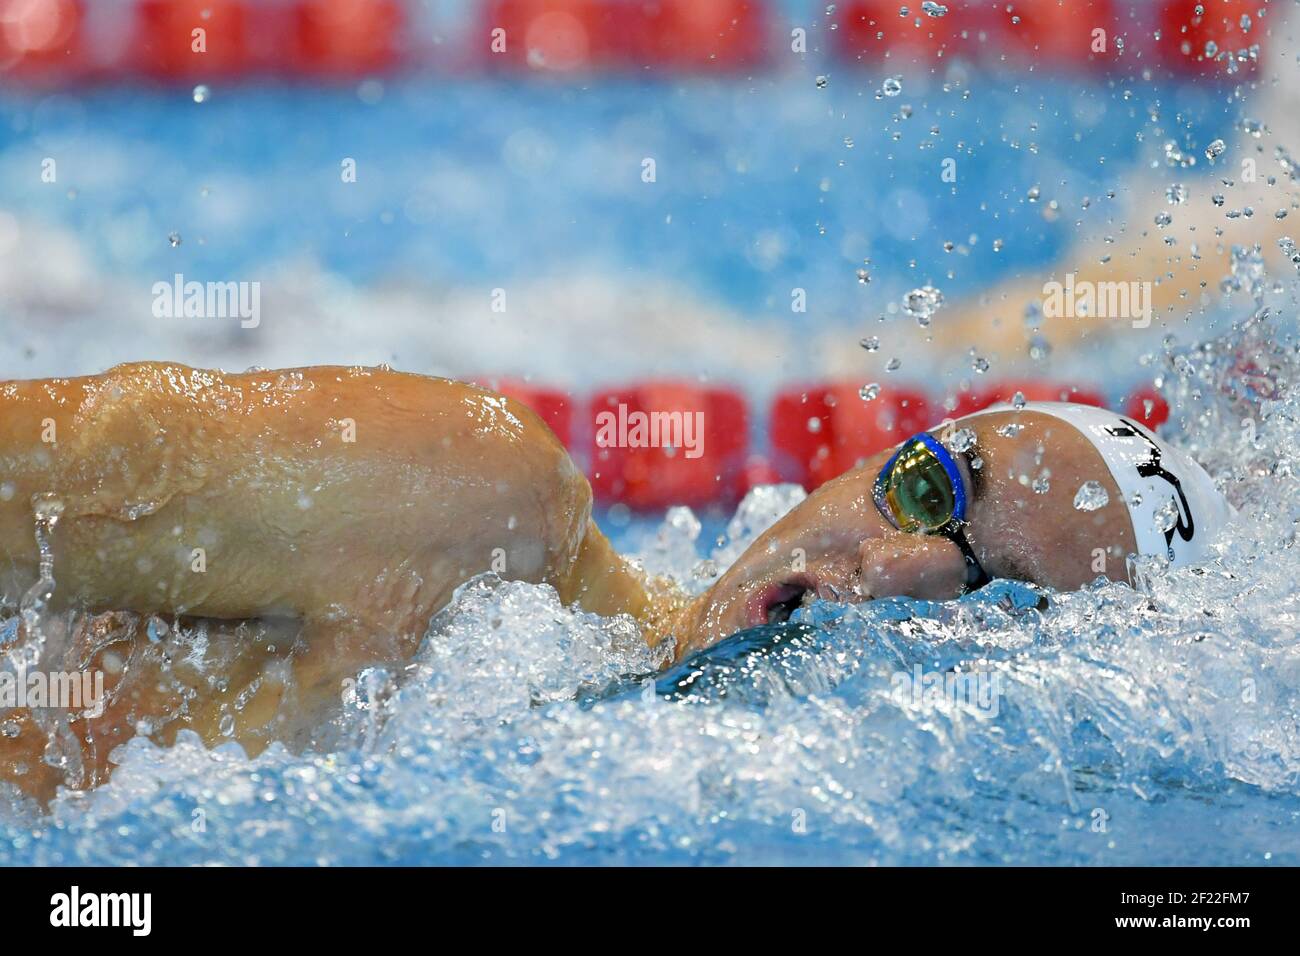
0, 69, 1238, 393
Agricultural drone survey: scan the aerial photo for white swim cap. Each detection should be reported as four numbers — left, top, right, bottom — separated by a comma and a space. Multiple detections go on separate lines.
970, 401, 1234, 567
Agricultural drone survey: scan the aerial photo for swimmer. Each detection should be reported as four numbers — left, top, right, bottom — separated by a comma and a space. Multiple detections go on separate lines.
0, 363, 1232, 803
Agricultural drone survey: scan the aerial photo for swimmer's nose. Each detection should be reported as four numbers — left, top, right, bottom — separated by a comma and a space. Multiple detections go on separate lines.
857, 533, 969, 602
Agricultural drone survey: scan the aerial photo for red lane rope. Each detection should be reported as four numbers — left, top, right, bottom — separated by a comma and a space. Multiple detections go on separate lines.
477, 376, 1171, 508
0, 0, 1261, 83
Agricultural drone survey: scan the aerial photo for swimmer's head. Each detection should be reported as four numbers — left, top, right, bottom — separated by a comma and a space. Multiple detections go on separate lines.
677, 402, 1233, 654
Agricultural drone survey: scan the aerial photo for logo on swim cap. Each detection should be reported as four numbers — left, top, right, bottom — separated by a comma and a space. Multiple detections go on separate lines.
1103, 417, 1194, 560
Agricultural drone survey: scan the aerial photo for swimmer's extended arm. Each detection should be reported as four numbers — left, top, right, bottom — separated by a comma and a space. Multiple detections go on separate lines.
0, 362, 662, 640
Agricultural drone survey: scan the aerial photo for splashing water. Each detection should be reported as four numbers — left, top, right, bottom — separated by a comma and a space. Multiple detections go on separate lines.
1073, 481, 1110, 512
3, 318, 1300, 864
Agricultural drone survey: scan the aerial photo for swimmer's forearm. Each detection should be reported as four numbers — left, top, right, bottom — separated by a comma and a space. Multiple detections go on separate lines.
558, 519, 689, 655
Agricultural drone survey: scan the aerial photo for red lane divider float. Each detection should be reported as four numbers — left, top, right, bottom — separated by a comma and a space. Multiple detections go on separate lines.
836, 0, 1123, 69
643, 0, 766, 71
483, 0, 615, 73
133, 0, 251, 79
1122, 386, 1170, 431
482, 0, 766, 73
588, 382, 750, 508
0, 0, 83, 79
1156, 0, 1262, 76
129, 0, 408, 81
770, 383, 931, 491
287, 0, 404, 78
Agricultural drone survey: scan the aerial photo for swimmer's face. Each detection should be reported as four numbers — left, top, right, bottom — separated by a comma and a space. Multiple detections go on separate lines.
678, 410, 1138, 655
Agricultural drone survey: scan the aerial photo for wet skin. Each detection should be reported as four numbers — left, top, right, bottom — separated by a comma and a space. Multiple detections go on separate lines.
0, 364, 1134, 803
669, 409, 1138, 656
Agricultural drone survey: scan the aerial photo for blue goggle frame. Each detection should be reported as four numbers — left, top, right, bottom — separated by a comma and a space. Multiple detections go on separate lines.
872, 430, 990, 593
873, 431, 969, 528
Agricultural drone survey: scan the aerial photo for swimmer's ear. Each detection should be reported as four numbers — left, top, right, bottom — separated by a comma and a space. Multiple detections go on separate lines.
858, 536, 968, 602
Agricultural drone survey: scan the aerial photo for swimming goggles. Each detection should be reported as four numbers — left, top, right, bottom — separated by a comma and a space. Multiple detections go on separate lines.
872, 432, 991, 594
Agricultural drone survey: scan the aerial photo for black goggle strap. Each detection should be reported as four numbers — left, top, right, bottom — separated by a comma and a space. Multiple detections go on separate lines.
943, 519, 992, 594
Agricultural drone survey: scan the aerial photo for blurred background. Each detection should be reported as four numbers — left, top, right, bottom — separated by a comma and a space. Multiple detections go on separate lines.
0, 0, 1271, 519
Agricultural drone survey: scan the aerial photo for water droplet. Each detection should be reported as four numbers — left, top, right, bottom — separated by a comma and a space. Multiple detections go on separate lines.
168, 231, 182, 248
1163, 140, 1193, 168
1166, 183, 1188, 204
1154, 211, 1172, 228
1011, 391, 1027, 410
1153, 499, 1179, 533
859, 383, 881, 402
1205, 138, 1226, 161
859, 335, 880, 352
146, 618, 170, 643
922, 1, 948, 16
1073, 480, 1110, 511
1032, 475, 1051, 494
856, 267, 871, 284
902, 285, 944, 324
949, 427, 977, 452
996, 422, 1024, 437
882, 75, 903, 97
815, 75, 829, 89
192, 84, 211, 104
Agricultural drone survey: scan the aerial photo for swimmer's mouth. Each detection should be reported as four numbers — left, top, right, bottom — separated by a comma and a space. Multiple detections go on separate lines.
753, 578, 817, 627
